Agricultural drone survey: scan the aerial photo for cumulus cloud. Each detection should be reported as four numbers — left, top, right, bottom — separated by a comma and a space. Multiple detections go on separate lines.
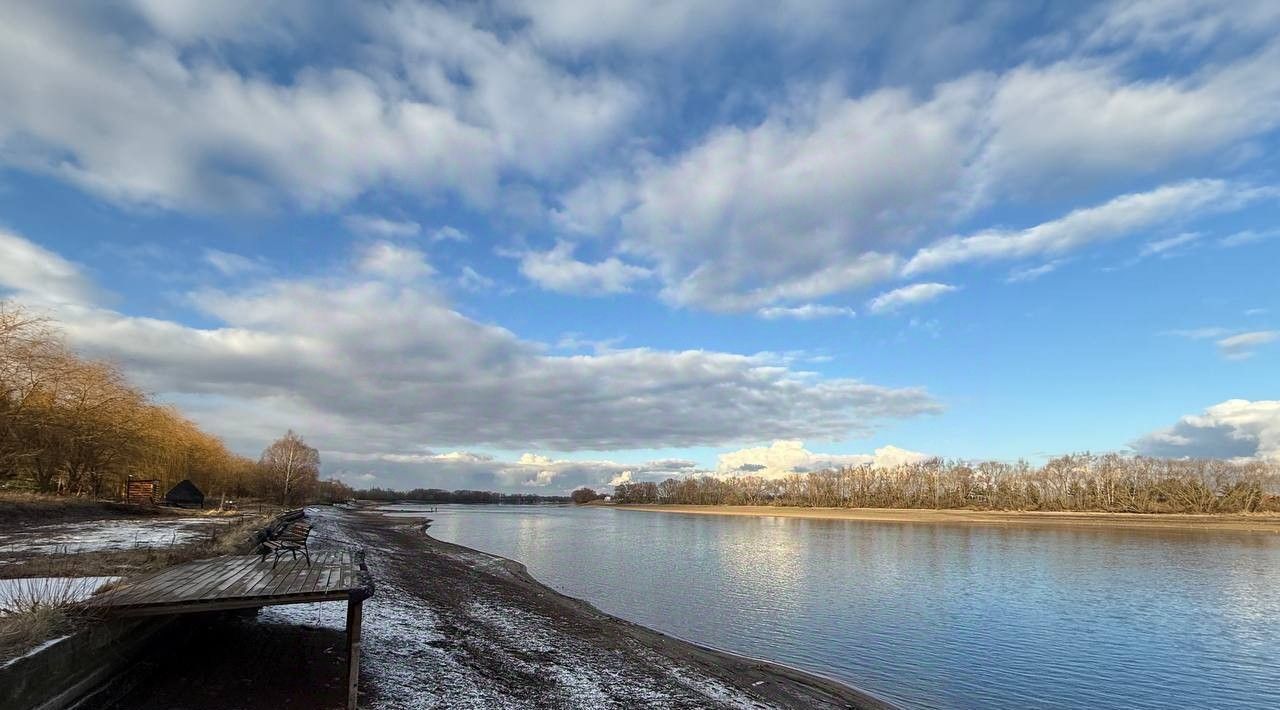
1132, 399, 1280, 460
5, 2, 1280, 313
716, 440, 931, 479
757, 304, 856, 320
611, 79, 983, 311
518, 242, 651, 295
867, 283, 957, 314
552, 10, 1280, 312
0, 3, 637, 210
0, 229, 939, 471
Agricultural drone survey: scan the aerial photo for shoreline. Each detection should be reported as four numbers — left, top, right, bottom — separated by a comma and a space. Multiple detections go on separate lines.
616, 504, 1280, 532
94, 505, 898, 709
418, 525, 898, 709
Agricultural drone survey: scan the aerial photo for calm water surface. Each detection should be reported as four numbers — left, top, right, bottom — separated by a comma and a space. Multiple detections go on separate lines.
390, 504, 1280, 709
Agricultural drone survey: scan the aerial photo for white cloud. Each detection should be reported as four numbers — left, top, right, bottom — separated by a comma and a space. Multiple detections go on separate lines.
344, 215, 422, 239
867, 283, 957, 314
1138, 232, 1200, 258
716, 440, 930, 480
547, 18, 1280, 312
757, 304, 855, 320
1217, 331, 1279, 360
328, 449, 698, 493
1078, 0, 1280, 55
610, 78, 985, 311
0, 229, 939, 461
1164, 327, 1278, 360
0, 3, 639, 211
431, 226, 469, 243
1164, 327, 1233, 340
204, 249, 268, 277
456, 266, 496, 293
1220, 229, 1280, 248
1133, 399, 1280, 461
357, 242, 434, 281
903, 180, 1243, 276
0, 228, 99, 305
1006, 260, 1064, 283
518, 242, 651, 295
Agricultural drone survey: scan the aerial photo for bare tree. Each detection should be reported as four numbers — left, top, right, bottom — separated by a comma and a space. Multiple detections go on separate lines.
259, 430, 321, 506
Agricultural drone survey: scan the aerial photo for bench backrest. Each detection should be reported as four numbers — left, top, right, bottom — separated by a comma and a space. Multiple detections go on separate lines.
275, 522, 311, 542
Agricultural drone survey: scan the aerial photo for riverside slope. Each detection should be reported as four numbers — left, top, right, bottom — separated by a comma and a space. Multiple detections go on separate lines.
339, 506, 892, 709
97, 505, 893, 709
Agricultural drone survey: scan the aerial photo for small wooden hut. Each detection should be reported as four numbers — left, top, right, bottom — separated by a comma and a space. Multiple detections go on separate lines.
164, 479, 206, 509
125, 477, 160, 505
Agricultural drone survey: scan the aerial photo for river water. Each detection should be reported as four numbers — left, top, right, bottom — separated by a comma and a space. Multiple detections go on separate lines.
388, 504, 1280, 709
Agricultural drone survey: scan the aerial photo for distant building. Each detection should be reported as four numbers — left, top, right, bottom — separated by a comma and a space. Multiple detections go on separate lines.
164, 479, 205, 509
125, 477, 160, 505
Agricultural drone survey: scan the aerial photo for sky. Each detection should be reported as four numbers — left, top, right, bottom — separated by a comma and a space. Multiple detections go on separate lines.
1, 1, 1278, 493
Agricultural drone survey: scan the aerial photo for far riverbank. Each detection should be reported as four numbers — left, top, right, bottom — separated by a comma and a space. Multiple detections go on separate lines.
617, 504, 1280, 532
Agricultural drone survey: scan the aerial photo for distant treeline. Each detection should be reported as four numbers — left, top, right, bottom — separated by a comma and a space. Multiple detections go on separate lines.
1, 302, 351, 505
356, 487, 570, 504
613, 454, 1280, 514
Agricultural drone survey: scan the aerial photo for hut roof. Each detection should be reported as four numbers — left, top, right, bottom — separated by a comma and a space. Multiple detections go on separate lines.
165, 479, 205, 503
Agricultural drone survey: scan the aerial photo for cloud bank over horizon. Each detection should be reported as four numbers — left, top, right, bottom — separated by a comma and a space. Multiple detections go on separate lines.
1, 2, 1278, 491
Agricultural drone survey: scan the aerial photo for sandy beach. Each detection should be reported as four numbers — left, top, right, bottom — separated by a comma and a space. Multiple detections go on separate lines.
617, 504, 1280, 532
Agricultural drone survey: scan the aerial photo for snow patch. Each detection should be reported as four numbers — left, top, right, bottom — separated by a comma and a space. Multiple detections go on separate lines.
0, 517, 225, 555
0, 576, 120, 614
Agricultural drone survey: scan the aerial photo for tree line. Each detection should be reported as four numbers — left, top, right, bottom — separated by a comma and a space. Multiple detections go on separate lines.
1, 302, 349, 506
612, 454, 1280, 514
356, 487, 570, 504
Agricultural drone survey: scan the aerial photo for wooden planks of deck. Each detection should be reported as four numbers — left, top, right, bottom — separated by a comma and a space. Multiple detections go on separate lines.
83, 547, 374, 708
84, 550, 367, 617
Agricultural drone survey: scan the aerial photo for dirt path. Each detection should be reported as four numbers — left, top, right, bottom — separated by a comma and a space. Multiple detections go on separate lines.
91, 506, 892, 709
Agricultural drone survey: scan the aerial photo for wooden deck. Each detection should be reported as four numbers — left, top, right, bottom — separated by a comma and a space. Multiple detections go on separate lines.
85, 550, 367, 616
84, 548, 374, 708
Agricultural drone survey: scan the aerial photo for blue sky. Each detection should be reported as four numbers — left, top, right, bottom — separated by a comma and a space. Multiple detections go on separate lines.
1, 1, 1278, 492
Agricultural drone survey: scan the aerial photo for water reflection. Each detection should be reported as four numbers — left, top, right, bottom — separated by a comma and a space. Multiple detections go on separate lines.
402, 504, 1280, 710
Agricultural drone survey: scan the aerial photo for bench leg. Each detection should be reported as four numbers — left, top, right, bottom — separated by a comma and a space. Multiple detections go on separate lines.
346, 597, 363, 709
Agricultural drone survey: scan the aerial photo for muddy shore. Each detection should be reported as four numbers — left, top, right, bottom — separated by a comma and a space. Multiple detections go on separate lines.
89, 506, 893, 709
618, 504, 1280, 532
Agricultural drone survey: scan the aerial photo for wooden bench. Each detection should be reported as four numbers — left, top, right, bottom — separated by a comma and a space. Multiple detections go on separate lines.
259, 521, 312, 567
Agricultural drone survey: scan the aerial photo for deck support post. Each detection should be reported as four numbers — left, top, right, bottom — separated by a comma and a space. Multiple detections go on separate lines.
346, 595, 364, 710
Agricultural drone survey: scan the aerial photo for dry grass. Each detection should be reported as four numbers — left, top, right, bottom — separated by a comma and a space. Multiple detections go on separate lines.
0, 513, 270, 661
0, 514, 270, 580
0, 491, 187, 529
0, 605, 69, 661
0, 555, 91, 662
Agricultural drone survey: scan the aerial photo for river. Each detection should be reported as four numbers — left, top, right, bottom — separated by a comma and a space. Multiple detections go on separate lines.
386, 503, 1280, 709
